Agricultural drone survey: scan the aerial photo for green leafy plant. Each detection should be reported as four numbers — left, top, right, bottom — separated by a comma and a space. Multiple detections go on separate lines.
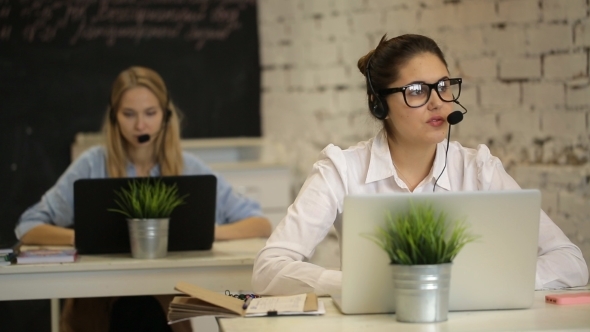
365, 202, 478, 265
108, 178, 188, 219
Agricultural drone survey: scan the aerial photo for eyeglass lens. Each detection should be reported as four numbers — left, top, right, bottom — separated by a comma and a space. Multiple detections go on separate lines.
404, 79, 460, 107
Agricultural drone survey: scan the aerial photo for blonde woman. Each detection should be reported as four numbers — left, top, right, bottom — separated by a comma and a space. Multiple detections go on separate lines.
15, 66, 271, 331
16, 66, 271, 244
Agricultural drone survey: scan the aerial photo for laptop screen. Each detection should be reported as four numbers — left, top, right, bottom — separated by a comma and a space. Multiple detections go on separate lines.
338, 190, 540, 314
74, 175, 217, 255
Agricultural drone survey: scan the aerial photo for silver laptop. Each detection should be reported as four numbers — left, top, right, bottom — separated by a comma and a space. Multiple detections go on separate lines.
334, 190, 540, 314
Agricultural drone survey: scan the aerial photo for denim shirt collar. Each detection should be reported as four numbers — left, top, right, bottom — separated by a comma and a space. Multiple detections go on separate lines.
125, 161, 161, 177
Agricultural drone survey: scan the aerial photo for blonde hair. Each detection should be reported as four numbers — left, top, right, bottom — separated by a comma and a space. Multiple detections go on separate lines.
102, 66, 183, 177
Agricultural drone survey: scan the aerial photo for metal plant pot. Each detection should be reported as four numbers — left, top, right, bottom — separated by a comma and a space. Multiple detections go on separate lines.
127, 218, 169, 259
391, 263, 452, 323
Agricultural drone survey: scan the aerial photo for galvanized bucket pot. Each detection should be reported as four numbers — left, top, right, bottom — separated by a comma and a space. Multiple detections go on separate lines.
391, 263, 452, 323
127, 218, 169, 259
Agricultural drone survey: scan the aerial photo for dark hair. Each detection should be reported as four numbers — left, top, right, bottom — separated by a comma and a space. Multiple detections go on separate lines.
357, 34, 448, 120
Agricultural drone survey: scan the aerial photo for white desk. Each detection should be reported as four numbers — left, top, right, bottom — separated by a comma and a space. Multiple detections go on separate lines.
0, 238, 266, 332
219, 289, 590, 332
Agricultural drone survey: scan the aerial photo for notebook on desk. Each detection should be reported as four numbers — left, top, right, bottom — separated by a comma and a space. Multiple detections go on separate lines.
333, 190, 541, 314
74, 175, 217, 255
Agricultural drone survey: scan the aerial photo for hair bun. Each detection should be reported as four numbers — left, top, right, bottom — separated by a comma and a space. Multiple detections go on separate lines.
357, 50, 375, 76
357, 34, 389, 76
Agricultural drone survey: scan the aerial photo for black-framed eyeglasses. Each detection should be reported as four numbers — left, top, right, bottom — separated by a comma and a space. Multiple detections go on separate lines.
378, 78, 462, 108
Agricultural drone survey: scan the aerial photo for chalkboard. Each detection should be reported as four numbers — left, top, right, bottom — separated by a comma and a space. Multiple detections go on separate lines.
0, 2, 259, 328
0, 0, 260, 237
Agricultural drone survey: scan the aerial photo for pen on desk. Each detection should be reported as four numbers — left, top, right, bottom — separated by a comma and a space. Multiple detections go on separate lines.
242, 297, 253, 310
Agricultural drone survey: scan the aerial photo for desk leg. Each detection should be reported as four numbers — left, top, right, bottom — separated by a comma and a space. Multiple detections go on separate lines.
50, 298, 60, 332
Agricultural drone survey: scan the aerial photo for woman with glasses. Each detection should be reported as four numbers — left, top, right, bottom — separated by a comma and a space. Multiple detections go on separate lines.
251, 34, 588, 296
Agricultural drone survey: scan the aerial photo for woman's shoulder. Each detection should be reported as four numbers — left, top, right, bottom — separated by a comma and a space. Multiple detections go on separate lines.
181, 151, 214, 175
319, 137, 374, 161
448, 141, 502, 169
314, 137, 375, 174
73, 145, 106, 166
58, 145, 107, 181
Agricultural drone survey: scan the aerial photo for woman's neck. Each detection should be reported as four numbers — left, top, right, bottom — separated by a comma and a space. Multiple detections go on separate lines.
387, 137, 437, 192
127, 146, 156, 177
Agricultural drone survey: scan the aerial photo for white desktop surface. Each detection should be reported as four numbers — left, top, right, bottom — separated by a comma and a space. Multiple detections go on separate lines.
0, 238, 267, 301
218, 289, 590, 332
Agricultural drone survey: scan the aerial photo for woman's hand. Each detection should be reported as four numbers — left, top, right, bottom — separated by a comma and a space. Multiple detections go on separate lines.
20, 224, 75, 246
215, 217, 272, 241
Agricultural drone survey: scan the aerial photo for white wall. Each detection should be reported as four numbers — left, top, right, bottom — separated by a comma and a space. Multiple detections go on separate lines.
258, 0, 590, 269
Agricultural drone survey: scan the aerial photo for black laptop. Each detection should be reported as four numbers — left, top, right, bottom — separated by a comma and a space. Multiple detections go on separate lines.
73, 175, 217, 255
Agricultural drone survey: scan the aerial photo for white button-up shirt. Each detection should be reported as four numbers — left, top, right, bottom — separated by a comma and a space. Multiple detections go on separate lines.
252, 130, 589, 296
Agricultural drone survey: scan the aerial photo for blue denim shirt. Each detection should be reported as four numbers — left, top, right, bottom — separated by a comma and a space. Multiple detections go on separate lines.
14, 146, 263, 238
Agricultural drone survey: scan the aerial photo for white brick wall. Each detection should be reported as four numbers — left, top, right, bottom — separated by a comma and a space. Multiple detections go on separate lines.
566, 79, 590, 109
541, 111, 586, 137
497, 0, 541, 24
543, 0, 588, 22
526, 23, 573, 55
544, 52, 587, 80
522, 81, 565, 111
499, 57, 541, 80
479, 81, 521, 108
458, 57, 498, 80
259, 0, 590, 273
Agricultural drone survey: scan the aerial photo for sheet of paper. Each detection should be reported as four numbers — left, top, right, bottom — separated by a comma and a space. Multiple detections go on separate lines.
245, 300, 325, 317
245, 294, 307, 314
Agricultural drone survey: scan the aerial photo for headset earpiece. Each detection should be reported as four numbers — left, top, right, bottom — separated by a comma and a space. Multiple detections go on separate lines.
164, 108, 172, 124
370, 95, 388, 120
366, 56, 389, 120
109, 104, 117, 124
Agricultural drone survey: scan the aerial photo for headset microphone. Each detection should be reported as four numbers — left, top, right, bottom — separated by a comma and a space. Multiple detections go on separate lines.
434, 99, 469, 192
137, 134, 150, 143
447, 100, 469, 125
447, 111, 463, 125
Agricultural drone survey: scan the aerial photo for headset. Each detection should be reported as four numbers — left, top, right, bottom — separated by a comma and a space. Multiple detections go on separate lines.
365, 55, 389, 120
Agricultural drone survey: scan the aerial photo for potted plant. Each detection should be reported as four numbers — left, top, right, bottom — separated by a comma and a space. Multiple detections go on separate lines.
366, 202, 477, 323
109, 178, 188, 259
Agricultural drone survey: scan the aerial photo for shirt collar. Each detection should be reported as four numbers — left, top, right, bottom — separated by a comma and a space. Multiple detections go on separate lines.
125, 161, 161, 177
366, 130, 396, 183
365, 130, 452, 191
